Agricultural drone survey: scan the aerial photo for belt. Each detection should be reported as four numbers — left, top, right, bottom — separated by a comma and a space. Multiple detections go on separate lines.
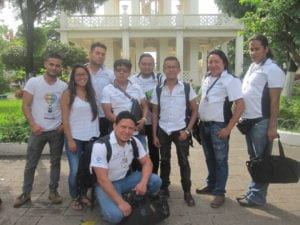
201, 121, 216, 126
242, 117, 264, 123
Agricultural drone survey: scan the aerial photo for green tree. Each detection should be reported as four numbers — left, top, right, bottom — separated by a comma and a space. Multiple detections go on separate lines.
6, 0, 107, 79
215, 0, 300, 69
214, 0, 255, 18
241, 0, 300, 68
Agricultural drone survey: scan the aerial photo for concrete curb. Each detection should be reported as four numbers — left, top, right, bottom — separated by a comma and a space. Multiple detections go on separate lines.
278, 130, 300, 146
0, 143, 50, 156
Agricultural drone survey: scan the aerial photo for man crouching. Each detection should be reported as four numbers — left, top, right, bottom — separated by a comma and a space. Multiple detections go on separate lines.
90, 111, 162, 224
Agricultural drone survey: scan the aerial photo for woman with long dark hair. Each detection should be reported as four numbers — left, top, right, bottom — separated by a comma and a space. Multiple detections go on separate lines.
61, 65, 99, 210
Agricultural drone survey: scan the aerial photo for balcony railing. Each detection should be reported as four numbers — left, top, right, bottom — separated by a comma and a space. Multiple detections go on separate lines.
60, 14, 242, 30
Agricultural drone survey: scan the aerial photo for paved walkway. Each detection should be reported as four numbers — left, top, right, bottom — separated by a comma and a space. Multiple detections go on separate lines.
0, 129, 299, 225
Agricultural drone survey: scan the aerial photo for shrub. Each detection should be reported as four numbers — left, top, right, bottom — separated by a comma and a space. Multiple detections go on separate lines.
0, 99, 30, 143
278, 96, 300, 132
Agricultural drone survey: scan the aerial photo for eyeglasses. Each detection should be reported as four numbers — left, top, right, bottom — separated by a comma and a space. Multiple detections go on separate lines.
164, 66, 179, 70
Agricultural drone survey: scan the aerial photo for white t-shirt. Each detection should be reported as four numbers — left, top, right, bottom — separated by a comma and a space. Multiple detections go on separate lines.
69, 97, 100, 141
242, 59, 285, 119
24, 75, 67, 131
151, 81, 197, 134
89, 65, 115, 118
199, 70, 243, 122
101, 81, 145, 116
90, 131, 147, 181
131, 72, 164, 125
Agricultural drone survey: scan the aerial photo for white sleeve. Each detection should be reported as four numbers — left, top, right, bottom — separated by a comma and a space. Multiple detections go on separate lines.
101, 85, 112, 104
189, 86, 197, 101
23, 77, 37, 95
226, 77, 243, 101
150, 87, 158, 105
90, 142, 108, 170
267, 65, 285, 88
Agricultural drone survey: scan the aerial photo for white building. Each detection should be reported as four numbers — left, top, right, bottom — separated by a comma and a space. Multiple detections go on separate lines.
58, 0, 243, 84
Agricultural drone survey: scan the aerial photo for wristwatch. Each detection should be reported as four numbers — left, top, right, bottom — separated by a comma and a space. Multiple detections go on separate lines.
184, 128, 191, 135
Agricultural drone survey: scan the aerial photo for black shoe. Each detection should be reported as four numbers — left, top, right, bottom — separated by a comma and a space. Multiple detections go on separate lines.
159, 188, 170, 197
195, 186, 213, 195
237, 197, 260, 207
184, 192, 195, 207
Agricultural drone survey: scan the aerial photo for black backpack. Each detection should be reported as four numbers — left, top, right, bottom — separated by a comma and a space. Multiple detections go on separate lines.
76, 135, 140, 208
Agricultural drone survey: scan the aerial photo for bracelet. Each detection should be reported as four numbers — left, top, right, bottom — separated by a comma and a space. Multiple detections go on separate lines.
184, 128, 191, 135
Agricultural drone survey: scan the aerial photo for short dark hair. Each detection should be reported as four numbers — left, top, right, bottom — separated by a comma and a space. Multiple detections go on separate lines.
163, 56, 180, 68
248, 34, 273, 59
207, 49, 229, 71
138, 53, 154, 64
115, 111, 137, 125
114, 59, 132, 71
90, 42, 107, 52
44, 52, 62, 61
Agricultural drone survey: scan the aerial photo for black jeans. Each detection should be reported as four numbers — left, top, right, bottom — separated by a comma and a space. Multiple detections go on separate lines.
145, 125, 160, 174
158, 127, 191, 193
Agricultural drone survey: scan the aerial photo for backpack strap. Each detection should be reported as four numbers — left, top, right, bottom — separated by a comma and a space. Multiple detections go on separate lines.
130, 137, 139, 159
97, 135, 112, 162
183, 82, 191, 127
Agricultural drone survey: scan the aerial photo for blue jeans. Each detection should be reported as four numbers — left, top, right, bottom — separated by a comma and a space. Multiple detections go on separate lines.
199, 122, 229, 196
95, 172, 161, 224
244, 118, 271, 205
65, 137, 88, 199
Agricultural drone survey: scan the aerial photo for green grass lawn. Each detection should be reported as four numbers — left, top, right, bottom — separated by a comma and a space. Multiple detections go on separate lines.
0, 99, 30, 143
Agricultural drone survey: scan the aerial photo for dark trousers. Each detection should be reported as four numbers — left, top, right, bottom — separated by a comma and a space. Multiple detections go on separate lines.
99, 117, 112, 137
145, 125, 160, 174
158, 127, 191, 193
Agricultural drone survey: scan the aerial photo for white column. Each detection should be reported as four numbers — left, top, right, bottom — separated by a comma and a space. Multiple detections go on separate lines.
188, 0, 199, 14
176, 31, 184, 77
135, 39, 144, 71
201, 47, 208, 78
103, 0, 114, 14
132, 0, 140, 14
105, 39, 114, 70
189, 39, 200, 84
235, 35, 244, 77
221, 42, 228, 56
122, 31, 130, 59
159, 38, 168, 72
163, 0, 172, 14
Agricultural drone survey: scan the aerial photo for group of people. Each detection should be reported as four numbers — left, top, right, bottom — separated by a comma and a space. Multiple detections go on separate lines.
11, 34, 285, 224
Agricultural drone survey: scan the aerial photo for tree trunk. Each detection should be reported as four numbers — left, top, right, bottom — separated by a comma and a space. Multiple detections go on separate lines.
24, 0, 35, 80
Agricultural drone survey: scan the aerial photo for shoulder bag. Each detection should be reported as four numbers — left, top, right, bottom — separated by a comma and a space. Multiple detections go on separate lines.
246, 136, 300, 183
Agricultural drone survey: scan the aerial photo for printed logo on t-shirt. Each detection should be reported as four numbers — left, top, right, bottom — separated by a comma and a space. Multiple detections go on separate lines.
44, 92, 58, 120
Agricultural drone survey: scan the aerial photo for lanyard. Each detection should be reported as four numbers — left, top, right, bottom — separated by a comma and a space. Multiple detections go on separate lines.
206, 76, 221, 97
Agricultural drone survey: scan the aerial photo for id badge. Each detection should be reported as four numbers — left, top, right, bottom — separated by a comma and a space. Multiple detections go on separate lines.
121, 157, 128, 168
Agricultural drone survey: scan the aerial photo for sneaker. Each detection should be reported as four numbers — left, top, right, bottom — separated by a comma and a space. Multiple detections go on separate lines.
184, 192, 195, 207
48, 191, 63, 204
13, 193, 31, 208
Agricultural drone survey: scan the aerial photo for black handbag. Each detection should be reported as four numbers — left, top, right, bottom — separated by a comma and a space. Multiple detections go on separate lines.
119, 192, 170, 225
246, 137, 300, 183
236, 118, 263, 135
192, 121, 201, 145
130, 98, 143, 122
